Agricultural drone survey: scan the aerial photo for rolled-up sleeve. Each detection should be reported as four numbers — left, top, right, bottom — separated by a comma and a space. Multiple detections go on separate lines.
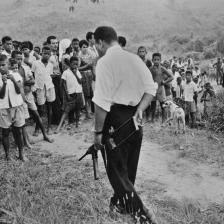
141, 62, 157, 96
92, 60, 113, 112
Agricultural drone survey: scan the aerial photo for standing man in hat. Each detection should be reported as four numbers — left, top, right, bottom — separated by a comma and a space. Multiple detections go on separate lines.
92, 26, 158, 224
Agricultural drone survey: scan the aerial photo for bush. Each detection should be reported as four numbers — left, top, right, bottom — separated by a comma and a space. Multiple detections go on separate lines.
216, 37, 224, 55
194, 39, 204, 52
204, 49, 216, 59
169, 35, 190, 45
207, 90, 224, 132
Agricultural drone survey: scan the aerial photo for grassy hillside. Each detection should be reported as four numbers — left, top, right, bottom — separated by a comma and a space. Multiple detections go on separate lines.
1, 0, 224, 56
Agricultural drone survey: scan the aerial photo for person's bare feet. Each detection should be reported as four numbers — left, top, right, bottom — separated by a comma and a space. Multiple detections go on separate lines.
18, 155, 28, 162
44, 136, 54, 143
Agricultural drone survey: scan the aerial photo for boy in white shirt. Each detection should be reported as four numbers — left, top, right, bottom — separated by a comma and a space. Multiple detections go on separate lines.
182, 70, 198, 128
0, 54, 26, 161
56, 56, 83, 132
32, 46, 56, 133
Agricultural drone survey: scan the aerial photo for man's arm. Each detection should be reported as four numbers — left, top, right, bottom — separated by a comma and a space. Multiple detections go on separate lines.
94, 104, 107, 132
161, 67, 174, 85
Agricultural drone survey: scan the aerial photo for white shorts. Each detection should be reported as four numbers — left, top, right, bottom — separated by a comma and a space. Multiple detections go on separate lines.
25, 92, 37, 111
36, 87, 56, 106
0, 105, 25, 129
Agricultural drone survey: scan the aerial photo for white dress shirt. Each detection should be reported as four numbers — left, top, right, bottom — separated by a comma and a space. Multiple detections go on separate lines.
61, 69, 82, 94
0, 72, 24, 109
32, 60, 54, 90
93, 45, 157, 112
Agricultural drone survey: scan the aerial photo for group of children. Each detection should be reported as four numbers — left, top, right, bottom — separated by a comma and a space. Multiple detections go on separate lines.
0, 34, 217, 161
0, 33, 98, 161
136, 47, 216, 128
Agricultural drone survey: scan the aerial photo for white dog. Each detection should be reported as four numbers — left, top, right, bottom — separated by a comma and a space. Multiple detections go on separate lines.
163, 100, 186, 134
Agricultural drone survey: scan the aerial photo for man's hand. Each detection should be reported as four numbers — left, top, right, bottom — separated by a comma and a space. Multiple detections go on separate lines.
134, 108, 143, 125
94, 133, 103, 149
2, 74, 7, 84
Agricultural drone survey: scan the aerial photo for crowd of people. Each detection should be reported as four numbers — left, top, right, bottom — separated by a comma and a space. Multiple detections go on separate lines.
0, 32, 218, 162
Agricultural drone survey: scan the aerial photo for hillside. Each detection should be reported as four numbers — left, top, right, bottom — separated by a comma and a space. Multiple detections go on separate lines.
0, 0, 224, 56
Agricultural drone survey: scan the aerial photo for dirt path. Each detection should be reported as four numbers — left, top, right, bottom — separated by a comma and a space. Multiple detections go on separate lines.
32, 121, 224, 208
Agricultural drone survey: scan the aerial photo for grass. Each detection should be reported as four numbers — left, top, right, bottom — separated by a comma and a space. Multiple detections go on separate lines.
144, 123, 224, 168
0, 134, 224, 223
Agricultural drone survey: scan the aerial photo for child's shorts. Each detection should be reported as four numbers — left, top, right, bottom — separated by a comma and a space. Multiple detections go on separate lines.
184, 101, 196, 114
63, 93, 84, 113
36, 87, 56, 106
25, 92, 37, 111
0, 105, 25, 129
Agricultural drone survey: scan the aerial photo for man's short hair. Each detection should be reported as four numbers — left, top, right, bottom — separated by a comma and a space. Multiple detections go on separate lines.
79, 40, 89, 48
72, 38, 79, 43
11, 50, 22, 59
42, 46, 51, 52
70, 56, 79, 64
2, 36, 12, 44
118, 36, 126, 47
94, 26, 118, 44
152, 53, 161, 59
47, 36, 57, 44
86, 32, 94, 41
138, 46, 147, 53
21, 42, 30, 50
0, 54, 7, 62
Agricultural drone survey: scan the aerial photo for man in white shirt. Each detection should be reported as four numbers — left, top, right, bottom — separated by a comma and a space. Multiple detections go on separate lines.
0, 54, 25, 161
32, 46, 55, 133
47, 35, 62, 125
93, 26, 158, 223
1, 36, 13, 59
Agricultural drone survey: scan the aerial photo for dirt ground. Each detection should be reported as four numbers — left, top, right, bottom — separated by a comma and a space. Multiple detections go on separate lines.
28, 114, 224, 218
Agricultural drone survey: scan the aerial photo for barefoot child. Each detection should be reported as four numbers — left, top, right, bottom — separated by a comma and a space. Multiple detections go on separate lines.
56, 56, 83, 132
12, 51, 53, 143
182, 70, 198, 128
0, 54, 26, 161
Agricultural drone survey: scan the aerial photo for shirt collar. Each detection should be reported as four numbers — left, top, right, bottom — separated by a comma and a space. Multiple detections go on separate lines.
106, 44, 122, 55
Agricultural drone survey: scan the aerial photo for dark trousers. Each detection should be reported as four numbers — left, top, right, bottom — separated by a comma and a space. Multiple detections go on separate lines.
102, 104, 149, 215
52, 76, 62, 124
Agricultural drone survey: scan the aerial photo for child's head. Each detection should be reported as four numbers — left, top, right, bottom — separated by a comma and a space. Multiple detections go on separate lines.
72, 38, 80, 51
177, 76, 182, 85
34, 46, 41, 55
9, 58, 18, 72
137, 46, 147, 60
0, 54, 9, 74
12, 40, 21, 51
11, 50, 23, 66
21, 42, 30, 56
172, 64, 177, 73
118, 36, 127, 48
152, 53, 161, 66
79, 40, 89, 54
65, 46, 73, 55
70, 56, 79, 71
185, 70, 192, 82
86, 32, 95, 45
2, 36, 13, 53
42, 46, 51, 62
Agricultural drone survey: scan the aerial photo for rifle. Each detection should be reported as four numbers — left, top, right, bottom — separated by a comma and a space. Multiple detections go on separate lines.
79, 117, 147, 180
79, 144, 105, 180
